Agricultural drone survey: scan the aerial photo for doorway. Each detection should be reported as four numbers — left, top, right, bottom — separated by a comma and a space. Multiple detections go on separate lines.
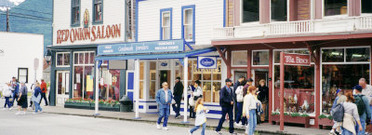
252, 69, 269, 86
56, 71, 70, 105
159, 70, 171, 87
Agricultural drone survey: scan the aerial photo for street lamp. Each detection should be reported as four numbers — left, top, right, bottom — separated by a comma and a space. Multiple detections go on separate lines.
45, 50, 52, 65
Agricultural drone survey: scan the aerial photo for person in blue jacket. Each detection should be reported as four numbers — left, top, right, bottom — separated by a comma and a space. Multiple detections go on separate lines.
33, 82, 43, 113
155, 82, 173, 131
10, 77, 19, 107
215, 78, 235, 134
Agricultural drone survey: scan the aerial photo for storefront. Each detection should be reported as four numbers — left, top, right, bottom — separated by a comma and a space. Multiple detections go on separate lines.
212, 33, 372, 128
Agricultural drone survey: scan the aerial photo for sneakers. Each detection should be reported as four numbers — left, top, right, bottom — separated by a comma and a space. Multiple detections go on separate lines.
15, 111, 21, 115
156, 123, 162, 130
215, 131, 222, 135
162, 127, 168, 131
234, 122, 242, 128
189, 130, 193, 135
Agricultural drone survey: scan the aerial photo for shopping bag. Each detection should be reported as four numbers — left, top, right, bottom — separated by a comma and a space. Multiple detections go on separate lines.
188, 97, 195, 106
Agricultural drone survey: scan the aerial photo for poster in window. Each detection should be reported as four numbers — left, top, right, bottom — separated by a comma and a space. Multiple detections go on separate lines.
86, 75, 93, 92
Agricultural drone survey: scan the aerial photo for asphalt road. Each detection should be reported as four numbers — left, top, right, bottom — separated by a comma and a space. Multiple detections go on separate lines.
0, 108, 234, 135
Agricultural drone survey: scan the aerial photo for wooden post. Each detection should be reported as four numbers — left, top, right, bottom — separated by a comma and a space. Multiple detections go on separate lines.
280, 52, 285, 131
247, 49, 252, 79
268, 49, 273, 123
227, 49, 232, 78
315, 47, 321, 127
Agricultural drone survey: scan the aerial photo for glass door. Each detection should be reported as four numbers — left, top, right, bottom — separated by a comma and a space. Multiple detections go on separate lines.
56, 71, 70, 105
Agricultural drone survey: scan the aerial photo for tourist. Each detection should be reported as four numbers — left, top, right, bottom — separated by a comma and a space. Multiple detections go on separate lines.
40, 79, 48, 106
155, 82, 173, 131
10, 77, 19, 107
243, 86, 258, 135
173, 77, 183, 119
234, 80, 245, 127
188, 81, 196, 118
191, 80, 202, 119
257, 79, 268, 123
215, 79, 235, 134
353, 85, 371, 135
189, 98, 208, 135
32, 82, 43, 114
15, 82, 28, 115
330, 89, 343, 135
341, 92, 363, 135
3, 83, 13, 110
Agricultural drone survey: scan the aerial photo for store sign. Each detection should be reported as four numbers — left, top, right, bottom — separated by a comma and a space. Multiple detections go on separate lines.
97, 39, 184, 55
283, 53, 311, 66
197, 57, 217, 69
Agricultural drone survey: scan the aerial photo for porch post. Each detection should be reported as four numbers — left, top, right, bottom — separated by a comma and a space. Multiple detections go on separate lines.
247, 49, 252, 79
268, 49, 273, 123
183, 57, 189, 123
94, 60, 99, 115
135, 59, 140, 119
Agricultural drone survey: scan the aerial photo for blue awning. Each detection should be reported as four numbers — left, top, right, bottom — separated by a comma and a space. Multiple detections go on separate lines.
95, 47, 216, 61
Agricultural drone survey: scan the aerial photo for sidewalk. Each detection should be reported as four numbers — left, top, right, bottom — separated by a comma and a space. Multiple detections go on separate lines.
36, 105, 328, 135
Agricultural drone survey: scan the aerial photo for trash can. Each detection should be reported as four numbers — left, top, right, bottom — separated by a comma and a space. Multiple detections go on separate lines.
119, 95, 133, 112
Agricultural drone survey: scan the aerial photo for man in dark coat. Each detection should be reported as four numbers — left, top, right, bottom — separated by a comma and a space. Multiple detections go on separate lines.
215, 79, 235, 134
173, 77, 183, 118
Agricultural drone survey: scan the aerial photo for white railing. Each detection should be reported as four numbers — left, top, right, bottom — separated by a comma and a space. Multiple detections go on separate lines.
213, 27, 234, 39
359, 16, 372, 30
268, 21, 313, 35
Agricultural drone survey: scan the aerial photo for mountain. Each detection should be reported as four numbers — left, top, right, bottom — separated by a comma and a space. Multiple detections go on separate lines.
0, 0, 52, 55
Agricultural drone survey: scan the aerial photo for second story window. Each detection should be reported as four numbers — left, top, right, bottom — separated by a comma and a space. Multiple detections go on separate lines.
160, 8, 172, 40
324, 0, 347, 16
362, 0, 372, 14
182, 5, 195, 42
71, 0, 80, 27
93, 0, 103, 24
242, 0, 259, 23
271, 0, 287, 21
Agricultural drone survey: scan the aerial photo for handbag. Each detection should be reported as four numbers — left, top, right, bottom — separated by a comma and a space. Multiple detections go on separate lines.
189, 97, 195, 106
32, 94, 41, 103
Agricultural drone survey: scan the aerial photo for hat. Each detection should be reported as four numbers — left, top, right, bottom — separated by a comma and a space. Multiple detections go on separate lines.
247, 78, 253, 82
225, 78, 232, 82
176, 77, 181, 80
353, 85, 363, 92
336, 89, 341, 94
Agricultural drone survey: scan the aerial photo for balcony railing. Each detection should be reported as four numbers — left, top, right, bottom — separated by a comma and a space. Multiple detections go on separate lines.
213, 16, 372, 40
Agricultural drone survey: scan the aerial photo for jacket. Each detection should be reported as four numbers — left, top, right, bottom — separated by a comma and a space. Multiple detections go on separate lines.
34, 87, 42, 97
243, 93, 257, 116
219, 86, 234, 107
257, 85, 268, 102
12, 82, 19, 94
41, 81, 47, 93
3, 86, 13, 97
354, 94, 371, 121
173, 81, 183, 97
156, 88, 173, 109
342, 113, 356, 135
195, 104, 207, 126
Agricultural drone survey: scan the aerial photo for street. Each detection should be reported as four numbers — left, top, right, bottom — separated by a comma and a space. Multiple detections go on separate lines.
0, 109, 232, 135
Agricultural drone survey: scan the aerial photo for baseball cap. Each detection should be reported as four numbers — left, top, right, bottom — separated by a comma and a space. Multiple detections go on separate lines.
353, 85, 363, 92
225, 78, 232, 82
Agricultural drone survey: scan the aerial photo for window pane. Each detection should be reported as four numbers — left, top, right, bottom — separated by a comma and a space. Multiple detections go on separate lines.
242, 0, 259, 22
184, 9, 193, 40
74, 66, 83, 98
232, 51, 247, 65
212, 82, 221, 103
64, 53, 70, 66
19, 69, 27, 75
346, 48, 370, 62
324, 0, 347, 16
322, 64, 370, 114
149, 81, 156, 99
163, 28, 170, 40
94, 3, 102, 21
253, 51, 269, 65
362, 0, 372, 13
79, 53, 84, 64
85, 53, 89, 64
89, 52, 95, 64
84, 66, 94, 99
57, 54, 63, 65
162, 12, 170, 27
74, 53, 79, 64
322, 49, 344, 62
202, 82, 211, 102
140, 62, 144, 80
271, 0, 287, 21
139, 81, 144, 99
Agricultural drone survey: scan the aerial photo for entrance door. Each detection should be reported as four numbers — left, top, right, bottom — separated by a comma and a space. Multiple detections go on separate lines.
159, 70, 171, 87
56, 71, 70, 105
252, 69, 269, 86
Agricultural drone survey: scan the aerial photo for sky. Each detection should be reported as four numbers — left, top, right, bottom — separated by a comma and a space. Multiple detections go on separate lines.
0, 0, 26, 11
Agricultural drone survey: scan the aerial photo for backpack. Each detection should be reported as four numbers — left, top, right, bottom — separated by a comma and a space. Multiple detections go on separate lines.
354, 95, 366, 116
331, 103, 344, 122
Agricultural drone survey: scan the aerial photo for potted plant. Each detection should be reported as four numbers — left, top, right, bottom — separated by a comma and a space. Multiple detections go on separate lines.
318, 114, 333, 129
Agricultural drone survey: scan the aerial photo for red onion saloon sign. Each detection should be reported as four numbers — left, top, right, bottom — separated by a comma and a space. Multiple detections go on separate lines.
56, 24, 121, 44
283, 53, 311, 66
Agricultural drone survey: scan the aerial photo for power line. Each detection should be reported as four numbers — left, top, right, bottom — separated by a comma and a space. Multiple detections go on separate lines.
0, 4, 52, 15
0, 13, 52, 22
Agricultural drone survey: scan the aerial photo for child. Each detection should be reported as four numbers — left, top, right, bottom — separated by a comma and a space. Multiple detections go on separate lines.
189, 98, 208, 135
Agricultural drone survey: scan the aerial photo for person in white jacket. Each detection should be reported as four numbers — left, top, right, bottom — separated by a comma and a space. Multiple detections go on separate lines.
3, 83, 14, 110
243, 86, 258, 135
234, 83, 245, 127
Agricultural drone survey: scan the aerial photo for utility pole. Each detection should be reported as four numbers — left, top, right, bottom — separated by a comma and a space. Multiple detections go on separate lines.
6, 7, 9, 32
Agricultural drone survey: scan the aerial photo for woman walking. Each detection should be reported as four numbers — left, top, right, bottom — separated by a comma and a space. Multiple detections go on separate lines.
15, 82, 28, 115
243, 86, 258, 135
3, 83, 13, 110
341, 92, 363, 135
190, 80, 203, 118
189, 98, 208, 135
32, 82, 42, 114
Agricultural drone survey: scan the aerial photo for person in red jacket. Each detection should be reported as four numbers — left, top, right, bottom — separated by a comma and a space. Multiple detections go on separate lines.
40, 79, 48, 106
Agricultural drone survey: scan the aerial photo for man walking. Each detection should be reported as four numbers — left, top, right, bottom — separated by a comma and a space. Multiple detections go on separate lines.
10, 77, 19, 107
172, 77, 183, 118
354, 85, 371, 135
156, 82, 173, 131
215, 79, 235, 135
40, 79, 48, 106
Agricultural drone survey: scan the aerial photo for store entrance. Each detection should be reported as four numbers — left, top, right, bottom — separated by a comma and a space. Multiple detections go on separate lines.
160, 70, 171, 88
252, 69, 269, 86
56, 71, 70, 105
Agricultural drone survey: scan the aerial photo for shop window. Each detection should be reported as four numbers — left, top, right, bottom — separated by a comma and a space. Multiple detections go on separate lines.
271, 0, 287, 21
71, 0, 80, 27
232, 51, 248, 66
149, 62, 157, 99
322, 49, 344, 62
18, 68, 28, 83
56, 52, 70, 67
324, 0, 347, 16
253, 50, 269, 66
182, 5, 195, 42
362, 0, 372, 14
73, 52, 95, 99
93, 0, 103, 24
160, 9, 172, 40
139, 62, 144, 99
274, 49, 310, 63
98, 67, 120, 101
346, 48, 370, 62
242, 0, 259, 23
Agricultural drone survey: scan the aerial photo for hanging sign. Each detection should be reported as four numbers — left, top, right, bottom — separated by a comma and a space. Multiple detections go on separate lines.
197, 56, 217, 69
283, 53, 311, 66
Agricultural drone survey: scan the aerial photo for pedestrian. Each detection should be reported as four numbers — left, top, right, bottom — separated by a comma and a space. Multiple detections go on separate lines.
40, 79, 48, 106
233, 76, 245, 124
155, 82, 173, 131
234, 81, 245, 127
353, 85, 371, 135
15, 82, 28, 115
172, 77, 183, 119
10, 77, 19, 107
188, 98, 208, 135
3, 83, 13, 110
257, 79, 268, 123
341, 92, 363, 135
29, 81, 37, 108
215, 78, 235, 135
32, 82, 42, 114
330, 89, 343, 135
191, 80, 203, 118
243, 86, 258, 135
188, 81, 196, 118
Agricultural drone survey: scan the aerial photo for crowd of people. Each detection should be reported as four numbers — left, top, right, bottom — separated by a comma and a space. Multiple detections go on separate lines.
2, 77, 49, 115
155, 76, 268, 135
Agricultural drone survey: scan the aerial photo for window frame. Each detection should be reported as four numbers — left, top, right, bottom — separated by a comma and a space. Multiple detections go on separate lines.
56, 52, 71, 67
240, 0, 260, 25
18, 68, 28, 83
252, 50, 270, 67
269, 0, 289, 22
92, 0, 103, 25
181, 5, 195, 43
71, 0, 81, 27
360, 0, 372, 16
160, 8, 172, 40
231, 50, 248, 67
322, 0, 349, 18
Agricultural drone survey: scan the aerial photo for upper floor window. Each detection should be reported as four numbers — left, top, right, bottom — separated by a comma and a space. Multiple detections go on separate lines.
71, 0, 80, 27
182, 5, 195, 42
242, 0, 259, 23
18, 68, 28, 83
271, 0, 287, 21
362, 0, 372, 14
56, 52, 71, 67
160, 8, 172, 40
93, 0, 103, 24
324, 0, 347, 16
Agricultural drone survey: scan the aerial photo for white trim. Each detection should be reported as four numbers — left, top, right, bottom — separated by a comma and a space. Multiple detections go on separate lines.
269, 0, 289, 23
231, 50, 248, 67
56, 52, 71, 67
322, 0, 349, 19
252, 49, 270, 67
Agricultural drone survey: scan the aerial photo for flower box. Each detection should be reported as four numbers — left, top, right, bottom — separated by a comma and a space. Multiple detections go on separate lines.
271, 115, 310, 128
318, 118, 333, 129
98, 104, 120, 112
64, 102, 91, 109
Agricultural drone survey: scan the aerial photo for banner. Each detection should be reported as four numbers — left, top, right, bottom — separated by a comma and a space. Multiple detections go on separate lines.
197, 57, 217, 69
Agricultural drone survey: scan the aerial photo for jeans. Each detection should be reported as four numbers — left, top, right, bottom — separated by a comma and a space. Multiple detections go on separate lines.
157, 106, 170, 127
173, 96, 181, 117
356, 120, 366, 135
4, 97, 10, 108
235, 102, 243, 124
216, 106, 234, 133
40, 93, 48, 105
190, 106, 195, 118
246, 109, 257, 135
190, 122, 206, 135
342, 127, 354, 135
34, 101, 42, 112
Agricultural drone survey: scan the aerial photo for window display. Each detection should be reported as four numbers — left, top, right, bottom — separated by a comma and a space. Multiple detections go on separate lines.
98, 63, 121, 101
73, 52, 94, 99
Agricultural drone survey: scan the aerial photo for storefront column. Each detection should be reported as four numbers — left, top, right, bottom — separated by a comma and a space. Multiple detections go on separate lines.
94, 60, 99, 115
227, 49, 232, 78
315, 47, 321, 128
182, 57, 189, 123
134, 59, 140, 119
268, 49, 273, 122
247, 49, 252, 78
49, 51, 56, 106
